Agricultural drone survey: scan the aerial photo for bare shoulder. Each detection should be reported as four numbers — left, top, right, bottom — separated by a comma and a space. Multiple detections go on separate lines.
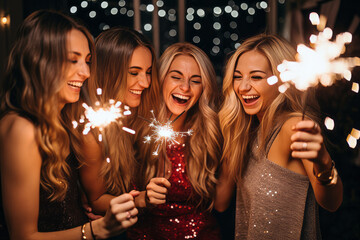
0, 113, 36, 144
278, 116, 303, 139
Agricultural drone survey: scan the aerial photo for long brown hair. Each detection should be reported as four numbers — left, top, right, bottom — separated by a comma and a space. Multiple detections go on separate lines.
0, 10, 94, 201
137, 42, 222, 210
219, 34, 319, 182
72, 27, 160, 195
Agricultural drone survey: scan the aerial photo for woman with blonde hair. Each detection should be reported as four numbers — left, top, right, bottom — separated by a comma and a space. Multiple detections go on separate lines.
215, 34, 343, 239
127, 42, 222, 239
74, 26, 160, 219
0, 10, 139, 240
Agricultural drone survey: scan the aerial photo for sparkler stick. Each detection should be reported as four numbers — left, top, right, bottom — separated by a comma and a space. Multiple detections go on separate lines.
140, 110, 192, 177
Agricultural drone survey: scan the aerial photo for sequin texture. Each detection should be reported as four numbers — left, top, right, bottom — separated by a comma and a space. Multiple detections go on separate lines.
128, 143, 221, 240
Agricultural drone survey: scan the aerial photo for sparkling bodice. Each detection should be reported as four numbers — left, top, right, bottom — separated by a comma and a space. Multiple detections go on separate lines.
127, 143, 220, 240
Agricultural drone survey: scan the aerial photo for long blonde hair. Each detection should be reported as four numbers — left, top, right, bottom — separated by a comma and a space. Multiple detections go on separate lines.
219, 34, 318, 182
71, 27, 160, 195
137, 42, 222, 210
0, 10, 94, 201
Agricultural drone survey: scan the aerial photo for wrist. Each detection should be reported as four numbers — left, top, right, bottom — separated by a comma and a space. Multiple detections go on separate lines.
92, 218, 110, 240
134, 191, 147, 208
313, 160, 338, 186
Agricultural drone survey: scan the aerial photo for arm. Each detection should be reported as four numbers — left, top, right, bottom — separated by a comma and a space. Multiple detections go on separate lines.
214, 161, 236, 212
0, 115, 139, 240
290, 119, 343, 212
79, 133, 115, 215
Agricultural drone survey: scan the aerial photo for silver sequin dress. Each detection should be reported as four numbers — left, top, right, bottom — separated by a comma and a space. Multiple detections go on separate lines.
235, 125, 322, 240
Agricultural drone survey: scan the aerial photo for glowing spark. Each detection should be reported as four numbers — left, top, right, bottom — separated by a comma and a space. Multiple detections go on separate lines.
275, 12, 360, 91
267, 76, 278, 85
351, 128, 360, 139
72, 120, 78, 129
324, 117, 335, 130
347, 134, 357, 148
142, 110, 192, 155
72, 88, 135, 141
352, 82, 359, 93
106, 157, 110, 163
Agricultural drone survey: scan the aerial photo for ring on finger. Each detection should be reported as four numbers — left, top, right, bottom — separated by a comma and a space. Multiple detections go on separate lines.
126, 211, 131, 219
302, 142, 308, 150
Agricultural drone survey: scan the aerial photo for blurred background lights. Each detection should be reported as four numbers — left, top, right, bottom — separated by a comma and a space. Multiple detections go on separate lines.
89, 11, 96, 18
101, 1, 109, 9
118, 0, 126, 7
230, 21, 237, 29
193, 36, 200, 44
110, 8, 118, 15
352, 82, 359, 93
213, 37, 220, 45
230, 33, 238, 41
187, 8, 195, 15
144, 23, 152, 31
186, 14, 194, 21
278, 0, 285, 4
127, 10, 134, 17
225, 6, 232, 13
156, 0, 164, 7
197, 9, 205, 17
158, 9, 166, 17
139, 4, 146, 11
146, 4, 154, 12
120, 7, 127, 14
213, 22, 221, 30
241, 3, 248, 10
70, 6, 77, 14
168, 15, 176, 21
81, 1, 88, 8
235, 43, 241, 49
260, 1, 268, 9
212, 46, 220, 54
169, 29, 177, 37
214, 7, 222, 15
231, 10, 239, 18
194, 22, 201, 30
248, 7, 255, 15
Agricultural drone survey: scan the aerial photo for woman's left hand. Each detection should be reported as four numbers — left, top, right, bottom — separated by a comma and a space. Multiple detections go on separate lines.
290, 119, 329, 167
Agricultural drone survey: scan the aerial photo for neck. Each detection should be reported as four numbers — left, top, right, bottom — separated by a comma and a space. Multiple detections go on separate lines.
168, 111, 187, 132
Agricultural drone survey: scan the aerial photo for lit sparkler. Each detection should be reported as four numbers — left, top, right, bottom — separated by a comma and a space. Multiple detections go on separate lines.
72, 88, 134, 142
267, 12, 360, 91
142, 110, 193, 156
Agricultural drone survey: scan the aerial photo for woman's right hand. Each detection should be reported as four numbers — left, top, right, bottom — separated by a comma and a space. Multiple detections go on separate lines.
96, 191, 139, 238
145, 177, 171, 205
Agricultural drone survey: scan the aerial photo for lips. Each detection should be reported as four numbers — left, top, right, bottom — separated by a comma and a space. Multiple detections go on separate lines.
172, 93, 190, 104
129, 89, 143, 95
242, 95, 259, 104
67, 81, 83, 88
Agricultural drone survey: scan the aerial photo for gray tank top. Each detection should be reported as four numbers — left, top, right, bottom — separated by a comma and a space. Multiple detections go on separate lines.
235, 125, 321, 240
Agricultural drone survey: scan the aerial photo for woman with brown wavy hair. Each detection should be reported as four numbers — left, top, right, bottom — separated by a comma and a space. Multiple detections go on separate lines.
215, 34, 343, 239
127, 42, 222, 240
74, 27, 160, 219
0, 10, 138, 240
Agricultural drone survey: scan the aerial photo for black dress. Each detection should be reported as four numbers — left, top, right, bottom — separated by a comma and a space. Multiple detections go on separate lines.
0, 151, 88, 238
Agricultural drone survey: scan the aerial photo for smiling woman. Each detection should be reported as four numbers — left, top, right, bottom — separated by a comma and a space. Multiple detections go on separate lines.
0, 10, 140, 240
128, 42, 222, 240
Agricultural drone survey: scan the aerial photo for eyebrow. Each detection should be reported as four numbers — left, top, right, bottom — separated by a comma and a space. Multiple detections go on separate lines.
129, 66, 143, 70
69, 51, 91, 57
234, 70, 266, 74
169, 70, 201, 78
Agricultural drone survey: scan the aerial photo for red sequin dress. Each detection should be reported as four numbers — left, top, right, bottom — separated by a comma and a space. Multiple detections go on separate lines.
127, 143, 221, 240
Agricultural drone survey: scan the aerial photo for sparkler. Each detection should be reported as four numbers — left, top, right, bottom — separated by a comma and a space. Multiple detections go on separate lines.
267, 12, 360, 149
141, 110, 193, 176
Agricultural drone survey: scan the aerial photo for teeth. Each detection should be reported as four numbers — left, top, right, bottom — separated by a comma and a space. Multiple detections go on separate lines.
242, 95, 259, 99
68, 81, 83, 88
173, 93, 190, 100
129, 90, 142, 95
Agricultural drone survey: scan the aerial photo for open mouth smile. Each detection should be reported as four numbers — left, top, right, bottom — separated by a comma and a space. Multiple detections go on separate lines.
172, 93, 190, 104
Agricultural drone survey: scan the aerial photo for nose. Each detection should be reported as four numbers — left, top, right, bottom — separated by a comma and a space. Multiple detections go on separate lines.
138, 73, 150, 89
238, 77, 251, 92
179, 79, 190, 91
78, 62, 90, 80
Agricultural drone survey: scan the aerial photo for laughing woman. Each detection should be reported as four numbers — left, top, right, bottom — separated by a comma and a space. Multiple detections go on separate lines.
0, 10, 139, 240
215, 34, 343, 239
127, 42, 222, 240
72, 26, 160, 222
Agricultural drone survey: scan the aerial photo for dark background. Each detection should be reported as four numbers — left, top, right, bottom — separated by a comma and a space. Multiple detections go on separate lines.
0, 0, 359, 239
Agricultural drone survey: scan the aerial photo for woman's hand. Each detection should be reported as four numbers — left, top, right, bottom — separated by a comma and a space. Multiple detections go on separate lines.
145, 177, 171, 206
290, 119, 331, 168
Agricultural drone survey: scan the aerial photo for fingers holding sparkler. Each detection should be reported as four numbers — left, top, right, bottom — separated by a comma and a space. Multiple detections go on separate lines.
145, 177, 171, 205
